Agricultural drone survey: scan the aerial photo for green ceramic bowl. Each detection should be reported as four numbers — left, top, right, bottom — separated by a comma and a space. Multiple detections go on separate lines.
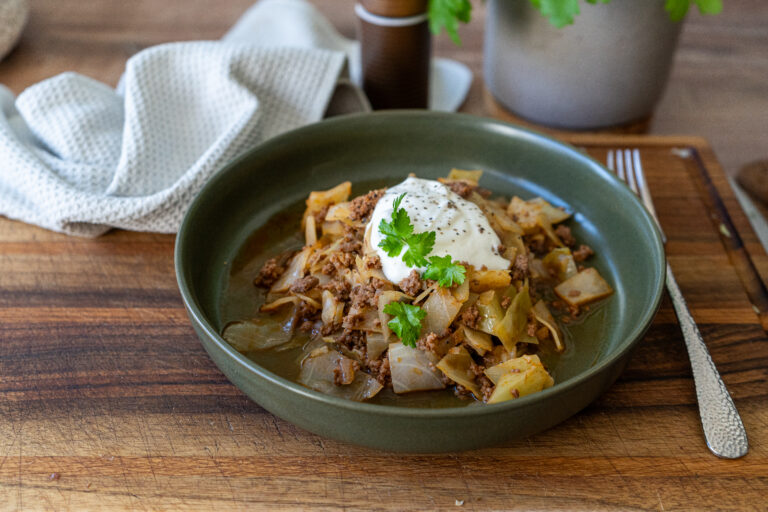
175, 111, 665, 452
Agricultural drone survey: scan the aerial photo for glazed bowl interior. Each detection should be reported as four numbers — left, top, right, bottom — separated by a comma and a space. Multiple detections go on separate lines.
176, 111, 665, 451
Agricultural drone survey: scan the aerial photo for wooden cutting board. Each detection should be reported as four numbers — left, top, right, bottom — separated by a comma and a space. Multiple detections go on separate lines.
0, 135, 765, 511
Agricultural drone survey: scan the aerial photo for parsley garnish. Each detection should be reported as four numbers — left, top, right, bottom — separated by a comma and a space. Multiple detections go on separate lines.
377, 193, 466, 346
423, 255, 467, 287
378, 193, 435, 267
402, 231, 436, 268
428, 0, 472, 45
378, 193, 467, 290
383, 301, 426, 348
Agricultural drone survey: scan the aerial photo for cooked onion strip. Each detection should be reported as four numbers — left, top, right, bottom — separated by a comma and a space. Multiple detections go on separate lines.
260, 295, 299, 312
305, 215, 317, 246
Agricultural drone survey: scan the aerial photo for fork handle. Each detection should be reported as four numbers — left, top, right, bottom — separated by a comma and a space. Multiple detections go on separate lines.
665, 263, 749, 458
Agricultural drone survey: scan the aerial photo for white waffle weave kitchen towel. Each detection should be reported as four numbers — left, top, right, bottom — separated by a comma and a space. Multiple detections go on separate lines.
0, 43, 345, 236
0, 0, 470, 237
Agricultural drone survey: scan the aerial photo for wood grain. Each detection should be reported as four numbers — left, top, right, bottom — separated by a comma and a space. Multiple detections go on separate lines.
0, 137, 766, 510
0, 1, 767, 510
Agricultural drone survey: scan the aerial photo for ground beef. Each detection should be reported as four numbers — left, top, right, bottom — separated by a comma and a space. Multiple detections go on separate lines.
478, 188, 493, 198
535, 326, 550, 342
526, 319, 538, 337
338, 328, 366, 350
289, 275, 319, 294
417, 332, 440, 354
479, 375, 495, 402
445, 180, 475, 198
323, 252, 355, 275
350, 282, 379, 308
527, 235, 548, 255
399, 270, 422, 296
365, 255, 382, 269
459, 304, 480, 329
297, 300, 319, 320
339, 233, 362, 254
572, 244, 594, 262
555, 225, 576, 247
469, 361, 484, 378
253, 256, 289, 288
511, 253, 529, 281
349, 188, 385, 221
313, 205, 330, 226
501, 296, 512, 309
322, 278, 351, 300
295, 301, 320, 334
342, 307, 363, 329
367, 356, 391, 386
467, 361, 495, 402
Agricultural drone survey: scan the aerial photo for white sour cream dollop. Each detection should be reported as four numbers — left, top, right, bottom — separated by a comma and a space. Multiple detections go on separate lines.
367, 177, 511, 284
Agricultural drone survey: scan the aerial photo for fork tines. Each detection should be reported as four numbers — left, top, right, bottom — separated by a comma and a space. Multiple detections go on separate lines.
607, 149, 667, 243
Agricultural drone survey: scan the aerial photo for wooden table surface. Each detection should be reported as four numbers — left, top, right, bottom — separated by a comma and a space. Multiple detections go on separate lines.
1, 0, 766, 177
2, 134, 767, 511
0, 1, 767, 511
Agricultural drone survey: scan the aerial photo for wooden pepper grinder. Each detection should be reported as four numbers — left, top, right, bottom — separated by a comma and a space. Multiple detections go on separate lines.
356, 0, 431, 109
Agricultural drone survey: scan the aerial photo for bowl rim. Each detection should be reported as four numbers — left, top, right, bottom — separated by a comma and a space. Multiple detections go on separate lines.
175, 110, 666, 419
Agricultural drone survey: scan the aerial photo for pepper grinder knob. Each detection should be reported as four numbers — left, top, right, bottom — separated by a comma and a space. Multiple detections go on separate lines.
356, 0, 431, 109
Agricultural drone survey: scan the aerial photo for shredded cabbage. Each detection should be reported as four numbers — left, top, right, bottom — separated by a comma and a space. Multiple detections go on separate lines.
222, 316, 295, 353
474, 290, 504, 336
554, 267, 613, 306
299, 346, 382, 401
543, 247, 578, 282
388, 342, 445, 394
494, 284, 532, 352
437, 346, 481, 398
422, 287, 463, 336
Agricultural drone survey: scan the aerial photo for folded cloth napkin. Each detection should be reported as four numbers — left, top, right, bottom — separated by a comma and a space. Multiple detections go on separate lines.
0, 0, 470, 237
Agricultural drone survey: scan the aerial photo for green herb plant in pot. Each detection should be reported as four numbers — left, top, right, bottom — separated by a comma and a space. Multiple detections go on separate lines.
428, 0, 723, 130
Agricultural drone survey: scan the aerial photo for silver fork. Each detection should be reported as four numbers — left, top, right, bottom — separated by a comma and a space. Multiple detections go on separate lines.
607, 149, 748, 459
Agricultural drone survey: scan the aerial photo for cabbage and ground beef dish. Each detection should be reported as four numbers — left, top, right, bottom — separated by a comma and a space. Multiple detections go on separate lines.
222, 171, 613, 404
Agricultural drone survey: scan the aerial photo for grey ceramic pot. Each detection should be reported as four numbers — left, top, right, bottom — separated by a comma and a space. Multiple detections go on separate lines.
484, 0, 683, 130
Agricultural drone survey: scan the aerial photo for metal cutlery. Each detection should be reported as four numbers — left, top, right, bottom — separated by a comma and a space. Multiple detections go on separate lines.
607, 149, 748, 459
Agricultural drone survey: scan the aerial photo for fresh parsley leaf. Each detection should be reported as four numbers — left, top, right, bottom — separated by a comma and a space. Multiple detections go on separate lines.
392, 192, 405, 211
378, 194, 413, 240
378, 235, 405, 258
423, 255, 467, 287
378, 193, 435, 268
383, 301, 426, 348
378, 193, 413, 257
428, 0, 473, 45
402, 231, 436, 268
